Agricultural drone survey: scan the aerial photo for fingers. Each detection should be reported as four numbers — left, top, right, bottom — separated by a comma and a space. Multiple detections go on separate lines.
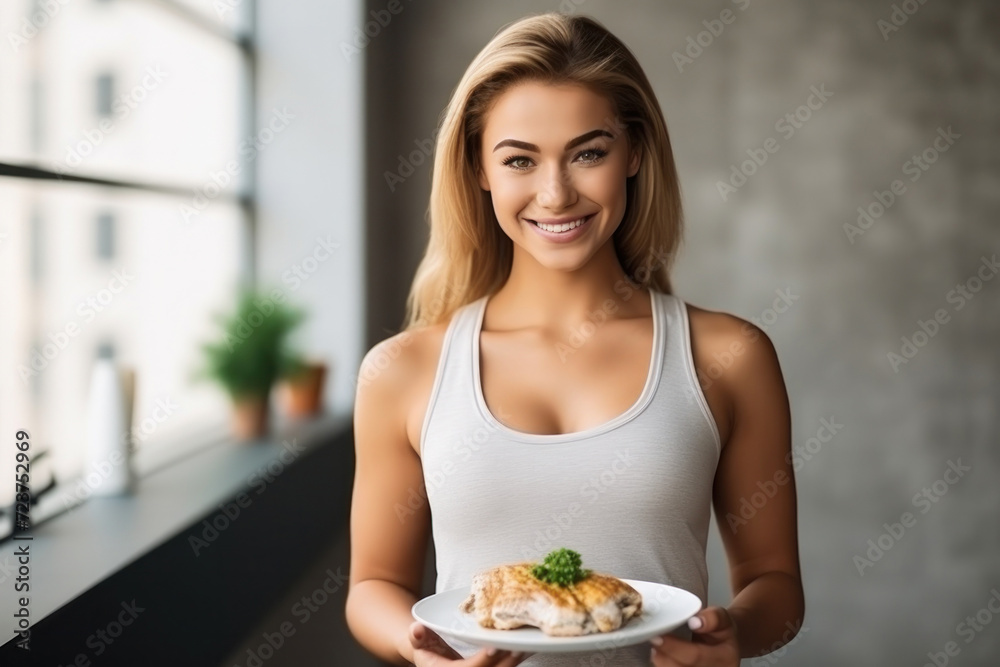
410, 623, 531, 666
409, 622, 460, 660
468, 647, 532, 666
409, 622, 432, 649
650, 635, 699, 666
411, 648, 444, 667
649, 653, 689, 667
688, 606, 734, 635
650, 607, 741, 666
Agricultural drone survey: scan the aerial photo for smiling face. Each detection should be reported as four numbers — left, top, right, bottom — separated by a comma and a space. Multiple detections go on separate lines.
476, 80, 641, 274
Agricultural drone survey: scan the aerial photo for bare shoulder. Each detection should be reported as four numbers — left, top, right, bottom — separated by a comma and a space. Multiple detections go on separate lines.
357, 324, 434, 383
355, 321, 452, 454
348, 323, 453, 604
685, 302, 777, 356
684, 301, 786, 447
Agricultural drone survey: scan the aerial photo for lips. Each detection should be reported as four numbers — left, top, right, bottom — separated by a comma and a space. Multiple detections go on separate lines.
538, 218, 584, 233
527, 214, 594, 233
524, 213, 596, 243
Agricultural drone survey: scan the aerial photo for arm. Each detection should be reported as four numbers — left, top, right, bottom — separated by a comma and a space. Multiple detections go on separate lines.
345, 335, 432, 666
713, 321, 805, 658
651, 314, 804, 666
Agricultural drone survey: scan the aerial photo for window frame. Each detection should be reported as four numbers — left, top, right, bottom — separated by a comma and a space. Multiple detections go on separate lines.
0, 0, 260, 542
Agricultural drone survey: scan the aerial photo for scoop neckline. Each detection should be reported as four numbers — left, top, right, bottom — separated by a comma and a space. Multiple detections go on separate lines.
471, 289, 663, 443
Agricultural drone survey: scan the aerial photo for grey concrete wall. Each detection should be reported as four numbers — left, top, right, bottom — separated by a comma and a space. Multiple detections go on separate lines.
256, 0, 366, 417
363, 1, 1000, 665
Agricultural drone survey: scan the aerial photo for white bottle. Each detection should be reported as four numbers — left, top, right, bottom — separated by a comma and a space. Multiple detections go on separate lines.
85, 358, 136, 496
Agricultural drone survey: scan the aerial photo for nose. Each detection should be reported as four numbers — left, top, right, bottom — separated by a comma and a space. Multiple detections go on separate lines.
535, 161, 577, 210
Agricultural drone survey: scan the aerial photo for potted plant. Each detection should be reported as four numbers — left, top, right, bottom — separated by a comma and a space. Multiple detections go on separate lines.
197, 288, 306, 440
277, 358, 329, 419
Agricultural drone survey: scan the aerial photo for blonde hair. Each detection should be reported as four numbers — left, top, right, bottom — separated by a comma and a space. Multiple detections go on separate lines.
403, 12, 683, 330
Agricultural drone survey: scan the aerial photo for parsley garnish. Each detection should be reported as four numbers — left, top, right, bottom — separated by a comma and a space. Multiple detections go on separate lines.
530, 548, 592, 587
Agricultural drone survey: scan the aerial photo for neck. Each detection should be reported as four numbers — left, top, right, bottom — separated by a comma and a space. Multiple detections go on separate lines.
487, 243, 650, 330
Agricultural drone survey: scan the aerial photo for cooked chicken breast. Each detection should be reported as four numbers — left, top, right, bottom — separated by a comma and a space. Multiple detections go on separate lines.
568, 570, 644, 633
459, 562, 643, 636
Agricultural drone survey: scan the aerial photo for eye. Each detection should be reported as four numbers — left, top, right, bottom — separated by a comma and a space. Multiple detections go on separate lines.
575, 148, 608, 164
501, 155, 533, 171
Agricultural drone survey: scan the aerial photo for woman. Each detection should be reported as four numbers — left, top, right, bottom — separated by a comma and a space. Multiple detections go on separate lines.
346, 12, 804, 667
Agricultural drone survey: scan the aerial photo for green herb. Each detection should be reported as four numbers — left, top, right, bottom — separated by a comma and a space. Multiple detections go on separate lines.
530, 548, 592, 587
195, 288, 307, 400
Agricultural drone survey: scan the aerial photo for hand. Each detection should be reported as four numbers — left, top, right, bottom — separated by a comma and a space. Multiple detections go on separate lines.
648, 607, 740, 666
409, 622, 533, 666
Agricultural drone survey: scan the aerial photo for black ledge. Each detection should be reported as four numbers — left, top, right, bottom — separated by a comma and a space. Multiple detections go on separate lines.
0, 412, 355, 666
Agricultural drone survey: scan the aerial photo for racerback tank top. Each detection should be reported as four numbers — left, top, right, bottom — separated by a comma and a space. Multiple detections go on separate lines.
418, 288, 722, 666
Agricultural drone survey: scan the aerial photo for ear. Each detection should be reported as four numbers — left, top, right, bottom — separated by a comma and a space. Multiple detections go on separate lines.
627, 143, 641, 178
477, 166, 491, 192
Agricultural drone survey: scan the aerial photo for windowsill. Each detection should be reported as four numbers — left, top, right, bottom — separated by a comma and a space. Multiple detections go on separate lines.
0, 419, 239, 544
0, 409, 351, 648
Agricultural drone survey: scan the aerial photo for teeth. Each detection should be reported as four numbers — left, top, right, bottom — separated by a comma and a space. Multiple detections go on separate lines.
536, 216, 588, 233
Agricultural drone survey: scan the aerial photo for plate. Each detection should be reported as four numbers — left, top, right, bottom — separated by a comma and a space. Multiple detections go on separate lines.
411, 579, 701, 654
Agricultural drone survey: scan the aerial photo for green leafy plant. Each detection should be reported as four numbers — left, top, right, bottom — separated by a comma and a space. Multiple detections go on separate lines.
530, 548, 592, 587
197, 288, 307, 400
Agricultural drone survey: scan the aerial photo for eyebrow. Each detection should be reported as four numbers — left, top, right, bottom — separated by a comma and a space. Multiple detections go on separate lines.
492, 129, 615, 153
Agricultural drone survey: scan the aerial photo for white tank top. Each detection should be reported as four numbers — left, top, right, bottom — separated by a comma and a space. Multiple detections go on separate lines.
419, 289, 722, 666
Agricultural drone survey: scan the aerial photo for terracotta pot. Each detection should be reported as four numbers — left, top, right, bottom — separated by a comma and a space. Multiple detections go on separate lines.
231, 394, 270, 440
279, 361, 328, 419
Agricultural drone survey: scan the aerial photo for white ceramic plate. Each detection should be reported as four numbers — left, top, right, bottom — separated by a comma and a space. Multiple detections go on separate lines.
411, 579, 701, 653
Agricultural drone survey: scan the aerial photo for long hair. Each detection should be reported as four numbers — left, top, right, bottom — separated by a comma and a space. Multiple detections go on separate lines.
402, 12, 683, 330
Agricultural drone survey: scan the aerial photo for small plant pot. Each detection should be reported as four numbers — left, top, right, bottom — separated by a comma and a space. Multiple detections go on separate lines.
231, 394, 270, 441
279, 361, 328, 419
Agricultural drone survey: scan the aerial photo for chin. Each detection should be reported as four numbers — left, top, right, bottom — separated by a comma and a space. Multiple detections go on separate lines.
529, 252, 592, 273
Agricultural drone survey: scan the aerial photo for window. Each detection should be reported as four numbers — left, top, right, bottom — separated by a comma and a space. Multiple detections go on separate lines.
0, 0, 255, 516
29, 209, 43, 284
30, 77, 43, 151
95, 211, 115, 260
95, 72, 115, 117
96, 340, 115, 360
